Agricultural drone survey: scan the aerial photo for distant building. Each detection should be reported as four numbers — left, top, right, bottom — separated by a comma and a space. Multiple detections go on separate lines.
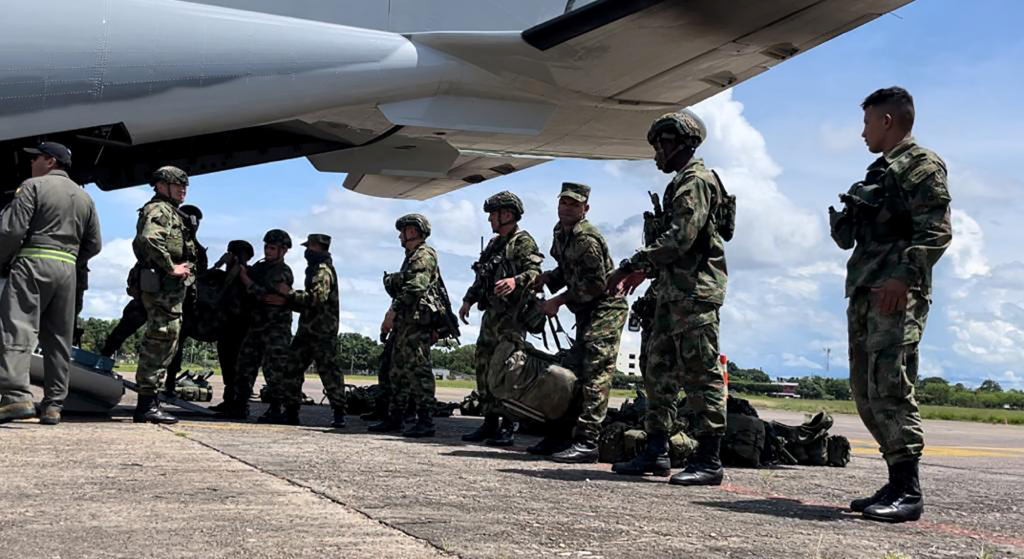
433, 368, 451, 380
617, 339, 641, 376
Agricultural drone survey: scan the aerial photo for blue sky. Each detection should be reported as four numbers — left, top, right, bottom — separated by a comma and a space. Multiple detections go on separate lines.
82, 0, 1024, 389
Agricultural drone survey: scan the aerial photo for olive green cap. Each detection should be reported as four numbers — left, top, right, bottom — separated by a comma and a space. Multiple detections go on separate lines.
301, 233, 332, 249
558, 182, 590, 203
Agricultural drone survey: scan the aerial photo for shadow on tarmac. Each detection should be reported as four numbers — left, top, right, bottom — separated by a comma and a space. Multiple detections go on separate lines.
694, 498, 849, 522
499, 467, 665, 484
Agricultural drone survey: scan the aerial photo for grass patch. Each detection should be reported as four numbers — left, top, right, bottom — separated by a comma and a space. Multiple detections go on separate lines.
744, 395, 1024, 426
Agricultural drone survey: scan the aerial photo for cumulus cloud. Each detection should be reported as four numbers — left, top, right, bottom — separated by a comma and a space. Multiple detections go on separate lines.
948, 209, 990, 279
782, 353, 825, 370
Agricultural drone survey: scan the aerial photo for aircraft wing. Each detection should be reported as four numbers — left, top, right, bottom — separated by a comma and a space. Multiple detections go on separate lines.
339, 151, 551, 201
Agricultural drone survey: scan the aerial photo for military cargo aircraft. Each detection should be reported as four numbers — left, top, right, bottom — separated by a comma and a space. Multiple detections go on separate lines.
0, 0, 910, 203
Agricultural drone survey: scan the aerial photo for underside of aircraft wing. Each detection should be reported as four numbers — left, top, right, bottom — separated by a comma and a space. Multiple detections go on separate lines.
339, 152, 551, 200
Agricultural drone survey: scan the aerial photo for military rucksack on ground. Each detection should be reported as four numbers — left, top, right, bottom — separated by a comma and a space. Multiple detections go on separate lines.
771, 411, 834, 467
669, 431, 698, 468
487, 340, 576, 423
826, 435, 852, 467
174, 370, 214, 402
459, 391, 483, 417
598, 421, 631, 463
721, 413, 766, 468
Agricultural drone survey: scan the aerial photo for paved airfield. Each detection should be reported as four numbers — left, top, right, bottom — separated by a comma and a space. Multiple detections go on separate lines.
1, 378, 1021, 559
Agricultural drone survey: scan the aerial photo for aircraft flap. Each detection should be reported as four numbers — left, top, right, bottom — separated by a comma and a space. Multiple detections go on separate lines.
378, 96, 556, 136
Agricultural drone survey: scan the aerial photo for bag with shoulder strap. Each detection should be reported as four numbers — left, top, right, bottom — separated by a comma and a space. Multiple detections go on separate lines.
711, 170, 737, 242
487, 340, 576, 423
826, 435, 852, 467
721, 413, 766, 467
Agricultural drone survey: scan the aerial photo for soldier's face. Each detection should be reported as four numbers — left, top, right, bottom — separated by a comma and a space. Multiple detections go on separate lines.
557, 196, 587, 227
399, 226, 421, 247
30, 154, 55, 178
488, 211, 501, 233
862, 106, 891, 154
264, 243, 286, 261
158, 181, 187, 203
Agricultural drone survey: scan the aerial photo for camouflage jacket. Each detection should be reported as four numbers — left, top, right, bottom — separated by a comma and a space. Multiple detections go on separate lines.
629, 158, 727, 305
547, 219, 624, 313
289, 254, 340, 339
464, 228, 544, 312
387, 242, 441, 325
133, 194, 196, 287
830, 137, 951, 298
246, 258, 294, 323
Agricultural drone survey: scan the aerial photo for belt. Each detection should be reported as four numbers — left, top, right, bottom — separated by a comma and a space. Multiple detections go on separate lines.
18, 247, 76, 264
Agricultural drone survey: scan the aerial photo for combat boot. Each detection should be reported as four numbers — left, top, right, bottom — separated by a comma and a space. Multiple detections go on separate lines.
526, 435, 572, 456
851, 463, 895, 512
283, 404, 302, 426
368, 412, 404, 433
217, 400, 250, 420
485, 417, 516, 447
0, 401, 36, 424
462, 414, 500, 442
863, 459, 924, 523
331, 407, 347, 429
551, 438, 599, 464
257, 403, 285, 424
39, 407, 61, 426
402, 411, 436, 438
359, 399, 388, 422
670, 435, 724, 486
133, 395, 179, 425
612, 431, 671, 477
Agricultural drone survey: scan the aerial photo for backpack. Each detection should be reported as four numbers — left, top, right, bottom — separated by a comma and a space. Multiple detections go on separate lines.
826, 435, 852, 467
669, 431, 698, 468
721, 413, 766, 467
487, 340, 576, 423
770, 411, 834, 466
711, 170, 737, 242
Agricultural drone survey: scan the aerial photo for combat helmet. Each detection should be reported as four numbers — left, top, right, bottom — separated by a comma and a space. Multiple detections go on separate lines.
150, 166, 189, 187
263, 229, 292, 249
483, 191, 524, 219
395, 213, 431, 238
647, 109, 707, 148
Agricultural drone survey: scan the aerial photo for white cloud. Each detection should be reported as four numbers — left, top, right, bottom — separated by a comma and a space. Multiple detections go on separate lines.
782, 353, 824, 370
949, 209, 990, 279
818, 121, 864, 154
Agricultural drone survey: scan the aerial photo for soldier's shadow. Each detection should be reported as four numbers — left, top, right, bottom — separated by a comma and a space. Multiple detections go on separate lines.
694, 498, 849, 522
444, 449, 546, 462
500, 467, 666, 485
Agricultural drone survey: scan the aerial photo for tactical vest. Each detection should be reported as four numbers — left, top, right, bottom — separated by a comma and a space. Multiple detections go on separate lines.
297, 257, 340, 337
846, 159, 914, 245
473, 230, 530, 312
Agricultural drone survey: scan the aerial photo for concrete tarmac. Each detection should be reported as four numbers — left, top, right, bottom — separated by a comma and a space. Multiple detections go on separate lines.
1, 376, 1021, 559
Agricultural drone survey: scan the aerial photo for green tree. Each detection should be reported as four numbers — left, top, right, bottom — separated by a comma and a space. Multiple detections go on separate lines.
978, 380, 1003, 393
337, 333, 380, 373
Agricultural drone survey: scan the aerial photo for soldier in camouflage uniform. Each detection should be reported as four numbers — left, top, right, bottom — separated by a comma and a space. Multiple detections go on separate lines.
459, 192, 544, 446
0, 142, 102, 426
207, 240, 255, 411
221, 229, 294, 420
609, 110, 732, 486
270, 233, 347, 428
534, 183, 628, 463
830, 87, 951, 523
371, 214, 451, 438
130, 166, 197, 424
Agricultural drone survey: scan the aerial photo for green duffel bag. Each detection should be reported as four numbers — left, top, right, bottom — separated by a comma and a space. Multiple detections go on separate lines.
669, 431, 698, 468
826, 435, 852, 467
721, 413, 766, 467
598, 422, 630, 463
488, 340, 576, 423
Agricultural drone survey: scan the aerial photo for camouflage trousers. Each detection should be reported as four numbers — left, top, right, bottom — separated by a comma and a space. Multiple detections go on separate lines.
644, 298, 727, 437
232, 313, 292, 404
474, 309, 525, 416
280, 332, 346, 411
565, 297, 628, 443
389, 321, 435, 416
848, 289, 927, 466
136, 285, 186, 396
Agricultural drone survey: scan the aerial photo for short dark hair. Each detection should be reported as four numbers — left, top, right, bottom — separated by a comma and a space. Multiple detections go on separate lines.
862, 87, 915, 130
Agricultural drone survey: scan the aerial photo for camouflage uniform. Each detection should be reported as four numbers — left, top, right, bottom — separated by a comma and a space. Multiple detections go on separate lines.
464, 229, 544, 415
133, 185, 197, 397
546, 185, 627, 444
386, 242, 442, 417
630, 157, 728, 438
280, 234, 346, 414
0, 162, 101, 419
831, 137, 951, 466
232, 255, 294, 406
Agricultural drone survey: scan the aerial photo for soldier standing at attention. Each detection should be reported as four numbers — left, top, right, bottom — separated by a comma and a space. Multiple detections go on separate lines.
608, 110, 733, 486
272, 233, 347, 428
459, 192, 544, 447
830, 87, 951, 523
130, 166, 196, 424
371, 214, 445, 438
221, 229, 294, 420
0, 142, 101, 425
533, 183, 628, 463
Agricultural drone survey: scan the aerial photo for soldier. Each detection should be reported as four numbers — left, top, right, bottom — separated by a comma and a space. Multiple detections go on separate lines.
130, 166, 197, 424
207, 240, 255, 411
371, 214, 451, 438
0, 142, 102, 426
459, 192, 544, 446
607, 110, 732, 486
829, 87, 951, 523
533, 183, 628, 462
271, 233, 347, 428
221, 229, 294, 420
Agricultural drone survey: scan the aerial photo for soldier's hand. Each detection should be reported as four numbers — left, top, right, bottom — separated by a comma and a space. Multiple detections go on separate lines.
542, 297, 562, 317
873, 279, 909, 315
238, 265, 253, 287
458, 301, 472, 324
170, 263, 191, 278
534, 272, 549, 293
381, 309, 396, 335
494, 278, 516, 297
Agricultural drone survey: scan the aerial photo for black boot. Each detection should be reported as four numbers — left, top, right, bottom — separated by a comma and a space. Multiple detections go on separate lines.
133, 395, 179, 425
551, 439, 599, 464
331, 407, 347, 429
257, 403, 285, 424
863, 459, 924, 523
485, 418, 516, 447
670, 435, 724, 486
462, 414, 500, 442
612, 431, 671, 476
217, 399, 250, 420
282, 404, 301, 426
851, 463, 895, 512
526, 435, 572, 456
368, 412, 404, 433
360, 399, 388, 422
403, 411, 436, 438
